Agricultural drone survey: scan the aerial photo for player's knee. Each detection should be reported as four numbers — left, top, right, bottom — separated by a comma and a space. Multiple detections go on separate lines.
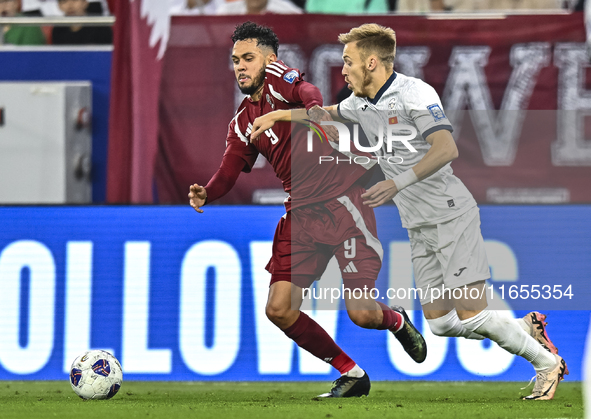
460, 309, 492, 334
347, 309, 380, 329
426, 316, 458, 337
265, 302, 293, 327
265, 303, 284, 323
426, 309, 468, 338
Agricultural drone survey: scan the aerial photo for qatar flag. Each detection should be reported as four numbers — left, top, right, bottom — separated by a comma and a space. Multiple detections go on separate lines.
107, 0, 171, 203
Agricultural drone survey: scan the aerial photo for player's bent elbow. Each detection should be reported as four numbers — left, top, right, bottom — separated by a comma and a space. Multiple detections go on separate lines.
431, 132, 459, 162
450, 146, 459, 161
446, 138, 459, 162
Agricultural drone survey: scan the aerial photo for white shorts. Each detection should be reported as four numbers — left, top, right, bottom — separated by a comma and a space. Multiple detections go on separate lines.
407, 206, 491, 305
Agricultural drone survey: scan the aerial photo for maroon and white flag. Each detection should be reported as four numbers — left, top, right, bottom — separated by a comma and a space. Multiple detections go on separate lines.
107, 0, 170, 203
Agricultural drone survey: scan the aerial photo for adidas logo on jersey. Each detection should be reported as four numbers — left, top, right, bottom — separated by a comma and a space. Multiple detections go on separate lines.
343, 261, 358, 273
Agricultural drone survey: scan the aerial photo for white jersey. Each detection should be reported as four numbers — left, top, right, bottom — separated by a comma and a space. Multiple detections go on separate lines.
338, 72, 476, 229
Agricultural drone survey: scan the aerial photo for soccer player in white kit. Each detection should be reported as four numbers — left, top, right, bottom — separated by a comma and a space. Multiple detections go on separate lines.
251, 23, 568, 401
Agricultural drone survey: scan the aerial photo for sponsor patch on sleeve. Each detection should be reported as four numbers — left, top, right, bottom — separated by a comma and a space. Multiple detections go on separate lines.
283, 70, 299, 84
427, 104, 446, 122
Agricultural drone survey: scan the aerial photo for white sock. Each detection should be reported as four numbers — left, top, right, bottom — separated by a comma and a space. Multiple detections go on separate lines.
426, 309, 485, 340
515, 317, 529, 333
344, 364, 365, 378
461, 310, 557, 371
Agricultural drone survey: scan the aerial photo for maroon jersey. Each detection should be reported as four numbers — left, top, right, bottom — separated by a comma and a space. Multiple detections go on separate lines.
223, 61, 375, 211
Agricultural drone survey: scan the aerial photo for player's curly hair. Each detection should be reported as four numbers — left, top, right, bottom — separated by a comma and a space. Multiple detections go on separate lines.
231, 21, 279, 55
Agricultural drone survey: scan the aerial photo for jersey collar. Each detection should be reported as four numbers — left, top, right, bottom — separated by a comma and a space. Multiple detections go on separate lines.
368, 71, 397, 105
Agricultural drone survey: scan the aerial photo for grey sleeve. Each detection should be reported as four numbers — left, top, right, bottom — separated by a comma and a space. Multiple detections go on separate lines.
407, 82, 453, 138
337, 95, 360, 124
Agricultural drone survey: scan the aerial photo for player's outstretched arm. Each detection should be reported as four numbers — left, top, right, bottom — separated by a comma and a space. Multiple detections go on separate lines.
320, 105, 343, 122
250, 109, 290, 140
251, 105, 340, 142
250, 108, 307, 140
188, 183, 207, 213
362, 129, 458, 208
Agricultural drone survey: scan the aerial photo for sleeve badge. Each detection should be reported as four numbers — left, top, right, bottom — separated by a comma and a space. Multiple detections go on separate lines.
283, 70, 299, 84
427, 104, 446, 122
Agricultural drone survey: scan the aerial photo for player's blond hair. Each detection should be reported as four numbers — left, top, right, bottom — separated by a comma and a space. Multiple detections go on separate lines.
338, 24, 396, 69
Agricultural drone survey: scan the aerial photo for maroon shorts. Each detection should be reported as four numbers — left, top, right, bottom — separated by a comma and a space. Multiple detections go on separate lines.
266, 185, 383, 289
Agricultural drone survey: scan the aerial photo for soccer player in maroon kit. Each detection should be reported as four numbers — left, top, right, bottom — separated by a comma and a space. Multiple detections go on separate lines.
188, 21, 426, 397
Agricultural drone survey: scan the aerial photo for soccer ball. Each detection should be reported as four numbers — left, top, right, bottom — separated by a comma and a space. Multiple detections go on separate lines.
69, 350, 123, 400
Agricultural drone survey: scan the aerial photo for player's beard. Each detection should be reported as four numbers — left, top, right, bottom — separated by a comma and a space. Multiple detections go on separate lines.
238, 66, 266, 96
359, 67, 372, 97
350, 67, 372, 97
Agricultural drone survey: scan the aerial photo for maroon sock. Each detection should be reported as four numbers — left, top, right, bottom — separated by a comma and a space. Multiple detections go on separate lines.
376, 302, 403, 332
330, 351, 356, 374
283, 312, 355, 374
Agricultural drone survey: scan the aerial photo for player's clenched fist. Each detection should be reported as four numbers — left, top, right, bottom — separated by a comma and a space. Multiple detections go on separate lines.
188, 183, 207, 213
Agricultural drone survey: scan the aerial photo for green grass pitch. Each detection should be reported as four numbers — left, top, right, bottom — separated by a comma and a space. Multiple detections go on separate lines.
0, 381, 583, 419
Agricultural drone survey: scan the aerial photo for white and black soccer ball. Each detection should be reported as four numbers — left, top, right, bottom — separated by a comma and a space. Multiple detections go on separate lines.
69, 350, 123, 400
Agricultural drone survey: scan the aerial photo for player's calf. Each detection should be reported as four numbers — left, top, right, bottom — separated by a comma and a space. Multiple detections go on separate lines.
346, 307, 383, 329
344, 288, 392, 329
